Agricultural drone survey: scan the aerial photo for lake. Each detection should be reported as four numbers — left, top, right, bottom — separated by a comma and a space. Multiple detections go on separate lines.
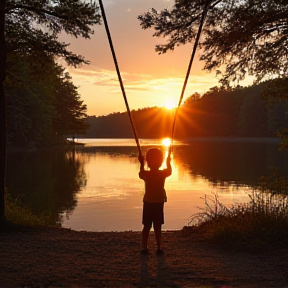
6, 138, 288, 232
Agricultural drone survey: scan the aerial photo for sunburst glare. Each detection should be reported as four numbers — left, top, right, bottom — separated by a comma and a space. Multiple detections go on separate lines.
164, 99, 177, 110
162, 137, 171, 147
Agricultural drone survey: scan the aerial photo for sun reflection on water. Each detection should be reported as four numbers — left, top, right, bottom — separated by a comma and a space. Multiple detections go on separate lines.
60, 139, 253, 231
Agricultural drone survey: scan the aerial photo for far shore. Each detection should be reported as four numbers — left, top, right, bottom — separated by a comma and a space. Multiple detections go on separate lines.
7, 136, 281, 152
75, 136, 281, 143
181, 137, 281, 143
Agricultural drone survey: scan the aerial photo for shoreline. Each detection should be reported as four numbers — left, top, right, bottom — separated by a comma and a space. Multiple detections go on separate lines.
1, 226, 288, 287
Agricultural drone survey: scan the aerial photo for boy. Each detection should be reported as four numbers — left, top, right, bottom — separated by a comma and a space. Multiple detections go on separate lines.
138, 147, 172, 254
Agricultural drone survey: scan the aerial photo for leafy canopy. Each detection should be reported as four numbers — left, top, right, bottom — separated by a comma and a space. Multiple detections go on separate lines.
5, 52, 88, 147
138, 0, 288, 86
5, 0, 101, 66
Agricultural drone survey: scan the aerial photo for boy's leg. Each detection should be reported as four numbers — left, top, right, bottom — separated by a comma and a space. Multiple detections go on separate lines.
141, 223, 152, 250
153, 222, 162, 250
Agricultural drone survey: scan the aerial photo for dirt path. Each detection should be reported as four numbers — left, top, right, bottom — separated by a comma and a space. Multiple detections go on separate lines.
0, 226, 288, 287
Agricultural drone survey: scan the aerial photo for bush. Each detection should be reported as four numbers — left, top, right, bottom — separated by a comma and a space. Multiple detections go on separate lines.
189, 191, 288, 250
5, 192, 59, 227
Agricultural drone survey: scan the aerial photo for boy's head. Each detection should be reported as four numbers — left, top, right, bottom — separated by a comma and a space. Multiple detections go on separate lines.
146, 148, 163, 169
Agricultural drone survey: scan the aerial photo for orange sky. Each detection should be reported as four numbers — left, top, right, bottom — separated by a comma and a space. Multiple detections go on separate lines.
62, 0, 221, 116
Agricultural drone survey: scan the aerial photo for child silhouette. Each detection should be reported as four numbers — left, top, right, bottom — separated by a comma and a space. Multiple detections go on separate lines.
138, 147, 172, 254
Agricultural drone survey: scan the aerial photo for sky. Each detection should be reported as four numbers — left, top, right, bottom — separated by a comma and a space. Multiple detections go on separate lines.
63, 0, 221, 116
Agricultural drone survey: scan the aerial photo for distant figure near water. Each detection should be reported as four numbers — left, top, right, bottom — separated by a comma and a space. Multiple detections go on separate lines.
138, 147, 172, 254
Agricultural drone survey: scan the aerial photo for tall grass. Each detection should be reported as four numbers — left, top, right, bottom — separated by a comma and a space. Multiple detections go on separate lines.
189, 169, 288, 249
5, 192, 60, 227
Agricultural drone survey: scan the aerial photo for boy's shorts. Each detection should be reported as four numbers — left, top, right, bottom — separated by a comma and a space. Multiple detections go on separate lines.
142, 202, 164, 225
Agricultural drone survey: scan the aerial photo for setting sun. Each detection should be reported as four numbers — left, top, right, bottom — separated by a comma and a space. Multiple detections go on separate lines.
164, 99, 177, 110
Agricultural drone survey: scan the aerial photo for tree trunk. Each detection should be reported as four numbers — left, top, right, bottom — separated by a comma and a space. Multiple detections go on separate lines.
0, 0, 7, 223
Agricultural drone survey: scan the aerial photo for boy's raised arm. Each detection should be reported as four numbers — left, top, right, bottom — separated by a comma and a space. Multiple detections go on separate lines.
166, 154, 172, 175
138, 154, 144, 170
138, 154, 145, 179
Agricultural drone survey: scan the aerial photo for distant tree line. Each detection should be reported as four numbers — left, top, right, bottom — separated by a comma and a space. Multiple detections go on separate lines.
84, 81, 288, 140
178, 82, 287, 138
85, 107, 174, 139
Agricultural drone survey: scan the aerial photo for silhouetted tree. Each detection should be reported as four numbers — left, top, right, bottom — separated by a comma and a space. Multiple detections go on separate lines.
5, 53, 88, 147
53, 71, 89, 140
183, 92, 201, 106
138, 0, 288, 86
262, 78, 288, 148
0, 0, 100, 224
138, 0, 288, 146
0, 0, 7, 222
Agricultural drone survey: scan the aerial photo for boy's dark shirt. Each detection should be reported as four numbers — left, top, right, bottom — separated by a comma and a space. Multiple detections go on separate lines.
139, 168, 171, 203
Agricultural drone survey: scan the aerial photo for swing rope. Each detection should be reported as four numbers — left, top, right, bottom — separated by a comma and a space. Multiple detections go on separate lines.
99, 0, 142, 157
99, 0, 209, 159
170, 1, 210, 156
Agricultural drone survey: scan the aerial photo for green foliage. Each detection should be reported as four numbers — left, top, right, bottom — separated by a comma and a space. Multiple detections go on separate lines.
138, 0, 218, 54
5, 0, 101, 66
5, 52, 88, 148
258, 167, 288, 196
52, 71, 89, 139
138, 0, 288, 86
189, 190, 288, 249
5, 193, 59, 227
2, 1, 95, 149
0, 0, 99, 223
237, 89, 267, 136
262, 78, 288, 148
262, 78, 288, 102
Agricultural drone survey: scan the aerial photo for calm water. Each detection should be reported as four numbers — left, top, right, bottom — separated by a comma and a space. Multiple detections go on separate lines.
6, 138, 288, 231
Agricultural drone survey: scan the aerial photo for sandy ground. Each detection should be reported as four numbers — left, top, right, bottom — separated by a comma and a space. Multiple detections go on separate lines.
0, 226, 288, 288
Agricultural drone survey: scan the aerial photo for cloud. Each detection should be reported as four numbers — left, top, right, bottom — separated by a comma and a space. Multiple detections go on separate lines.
67, 65, 218, 98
